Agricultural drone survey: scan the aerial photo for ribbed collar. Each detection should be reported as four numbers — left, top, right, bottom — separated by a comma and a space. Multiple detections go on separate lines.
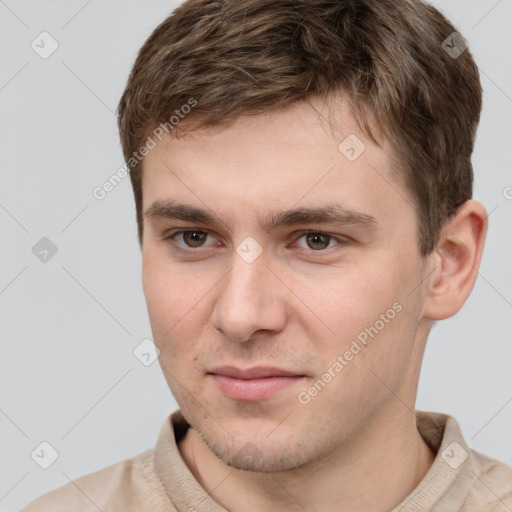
153, 409, 478, 512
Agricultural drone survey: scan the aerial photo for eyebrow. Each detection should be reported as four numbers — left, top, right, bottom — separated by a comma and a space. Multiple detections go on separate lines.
143, 200, 379, 232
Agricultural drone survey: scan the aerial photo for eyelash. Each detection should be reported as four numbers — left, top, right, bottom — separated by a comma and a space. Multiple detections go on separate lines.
164, 229, 349, 254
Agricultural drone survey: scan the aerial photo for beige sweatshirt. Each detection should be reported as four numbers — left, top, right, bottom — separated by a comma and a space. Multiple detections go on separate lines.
21, 410, 512, 511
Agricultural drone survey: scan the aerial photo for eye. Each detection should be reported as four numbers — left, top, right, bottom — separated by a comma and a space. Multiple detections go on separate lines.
165, 229, 348, 254
169, 230, 217, 249
293, 232, 346, 251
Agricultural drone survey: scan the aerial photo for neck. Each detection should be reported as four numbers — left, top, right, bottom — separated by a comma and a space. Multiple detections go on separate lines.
178, 402, 436, 512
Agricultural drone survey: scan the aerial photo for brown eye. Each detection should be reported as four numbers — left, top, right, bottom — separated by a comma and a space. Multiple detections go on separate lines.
181, 230, 208, 247
305, 233, 332, 250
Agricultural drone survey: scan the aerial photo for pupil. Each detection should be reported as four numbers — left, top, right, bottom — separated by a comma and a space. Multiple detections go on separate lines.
185, 231, 206, 247
307, 233, 328, 250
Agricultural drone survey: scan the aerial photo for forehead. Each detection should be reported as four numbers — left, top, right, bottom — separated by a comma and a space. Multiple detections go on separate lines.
155, 96, 371, 166
140, 97, 415, 231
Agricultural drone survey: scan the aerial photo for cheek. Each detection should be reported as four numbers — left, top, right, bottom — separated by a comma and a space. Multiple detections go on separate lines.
294, 255, 419, 371
293, 261, 398, 330
142, 258, 214, 364
142, 261, 186, 341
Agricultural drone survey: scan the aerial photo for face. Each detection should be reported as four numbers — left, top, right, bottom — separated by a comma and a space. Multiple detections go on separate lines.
141, 96, 430, 472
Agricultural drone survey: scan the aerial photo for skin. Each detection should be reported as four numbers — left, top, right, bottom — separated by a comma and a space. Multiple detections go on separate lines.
140, 95, 487, 512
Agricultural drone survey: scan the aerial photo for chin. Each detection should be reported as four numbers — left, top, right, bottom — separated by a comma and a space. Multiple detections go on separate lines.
197, 426, 318, 474
219, 444, 310, 473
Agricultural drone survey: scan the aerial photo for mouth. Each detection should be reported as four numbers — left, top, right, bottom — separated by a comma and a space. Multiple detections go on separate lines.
207, 366, 306, 401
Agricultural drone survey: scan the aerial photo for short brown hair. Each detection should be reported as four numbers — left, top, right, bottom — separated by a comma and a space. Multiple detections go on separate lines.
117, 0, 482, 255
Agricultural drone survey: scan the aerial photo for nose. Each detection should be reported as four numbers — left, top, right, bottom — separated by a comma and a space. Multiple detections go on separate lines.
211, 249, 287, 343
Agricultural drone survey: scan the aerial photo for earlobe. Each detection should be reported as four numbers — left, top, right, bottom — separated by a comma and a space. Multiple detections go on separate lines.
422, 200, 488, 321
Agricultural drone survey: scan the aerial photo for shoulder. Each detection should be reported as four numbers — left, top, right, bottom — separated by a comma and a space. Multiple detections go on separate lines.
21, 448, 175, 512
463, 449, 512, 511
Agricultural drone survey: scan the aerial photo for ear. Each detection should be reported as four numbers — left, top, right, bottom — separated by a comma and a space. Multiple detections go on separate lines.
422, 200, 488, 321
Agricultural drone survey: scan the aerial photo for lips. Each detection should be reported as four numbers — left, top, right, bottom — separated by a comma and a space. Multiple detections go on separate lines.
208, 366, 305, 401
209, 366, 302, 379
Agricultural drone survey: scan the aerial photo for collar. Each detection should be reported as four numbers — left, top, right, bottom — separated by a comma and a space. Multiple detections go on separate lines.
152, 409, 479, 512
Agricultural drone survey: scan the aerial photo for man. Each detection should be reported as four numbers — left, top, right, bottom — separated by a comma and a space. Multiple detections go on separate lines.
22, 0, 512, 510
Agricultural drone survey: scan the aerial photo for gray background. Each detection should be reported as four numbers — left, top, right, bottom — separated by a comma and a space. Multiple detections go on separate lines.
0, 1, 511, 510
